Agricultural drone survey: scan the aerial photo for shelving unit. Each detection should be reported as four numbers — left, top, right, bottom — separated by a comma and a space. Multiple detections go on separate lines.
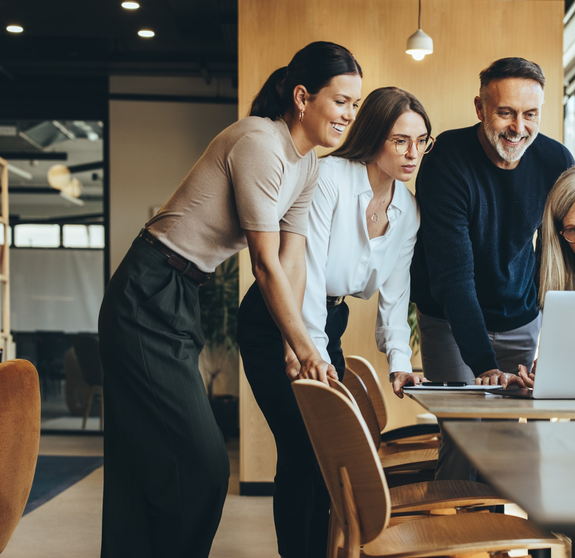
0, 157, 11, 360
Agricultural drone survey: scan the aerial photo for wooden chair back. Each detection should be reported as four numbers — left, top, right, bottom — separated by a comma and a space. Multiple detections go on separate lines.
0, 359, 41, 553
341, 370, 381, 449
292, 379, 391, 545
345, 355, 387, 432
327, 376, 357, 408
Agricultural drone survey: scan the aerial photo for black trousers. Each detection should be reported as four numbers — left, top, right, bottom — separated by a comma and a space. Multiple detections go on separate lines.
237, 283, 349, 558
98, 237, 229, 558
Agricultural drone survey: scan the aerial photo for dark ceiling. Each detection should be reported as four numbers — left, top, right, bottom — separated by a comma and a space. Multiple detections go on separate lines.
2, 1, 572, 82
0, 0, 238, 224
0, 0, 238, 81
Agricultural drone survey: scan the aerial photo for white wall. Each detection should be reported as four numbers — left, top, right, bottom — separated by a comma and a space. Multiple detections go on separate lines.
11, 249, 104, 332
109, 100, 238, 271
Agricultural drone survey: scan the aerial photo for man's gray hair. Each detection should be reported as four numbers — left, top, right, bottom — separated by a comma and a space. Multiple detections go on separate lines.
479, 57, 545, 102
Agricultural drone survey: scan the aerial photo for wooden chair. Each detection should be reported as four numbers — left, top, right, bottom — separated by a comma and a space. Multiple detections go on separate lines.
345, 355, 439, 445
293, 379, 565, 558
71, 334, 104, 430
0, 359, 41, 553
336, 373, 437, 474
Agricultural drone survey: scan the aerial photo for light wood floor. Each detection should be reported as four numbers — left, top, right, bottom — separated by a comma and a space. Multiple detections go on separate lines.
2, 435, 278, 558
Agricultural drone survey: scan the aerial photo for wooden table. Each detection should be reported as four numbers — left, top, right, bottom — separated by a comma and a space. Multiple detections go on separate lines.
403, 390, 575, 420
443, 421, 575, 539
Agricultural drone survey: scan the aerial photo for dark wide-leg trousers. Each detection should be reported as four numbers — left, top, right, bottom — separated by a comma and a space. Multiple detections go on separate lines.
237, 283, 349, 558
98, 237, 229, 558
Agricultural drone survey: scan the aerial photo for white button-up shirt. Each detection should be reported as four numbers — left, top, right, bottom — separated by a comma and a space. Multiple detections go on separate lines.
302, 156, 420, 374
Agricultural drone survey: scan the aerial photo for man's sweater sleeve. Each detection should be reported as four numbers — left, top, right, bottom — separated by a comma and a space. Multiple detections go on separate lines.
417, 155, 499, 376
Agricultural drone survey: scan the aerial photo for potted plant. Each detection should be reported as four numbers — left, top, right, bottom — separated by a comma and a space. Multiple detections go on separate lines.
198, 254, 239, 438
408, 301, 423, 373
407, 301, 419, 355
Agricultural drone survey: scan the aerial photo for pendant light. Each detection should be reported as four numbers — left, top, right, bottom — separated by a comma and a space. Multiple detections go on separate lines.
406, 0, 433, 61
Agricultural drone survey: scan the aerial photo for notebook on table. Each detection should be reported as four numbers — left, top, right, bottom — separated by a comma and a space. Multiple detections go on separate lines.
404, 383, 502, 392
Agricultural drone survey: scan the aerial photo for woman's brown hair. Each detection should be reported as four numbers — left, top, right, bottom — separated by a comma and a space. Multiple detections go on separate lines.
329, 86, 431, 164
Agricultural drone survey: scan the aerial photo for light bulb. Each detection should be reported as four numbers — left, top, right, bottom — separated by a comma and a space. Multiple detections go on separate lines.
406, 28, 433, 60
121, 1, 140, 8
138, 29, 155, 38
6, 25, 24, 33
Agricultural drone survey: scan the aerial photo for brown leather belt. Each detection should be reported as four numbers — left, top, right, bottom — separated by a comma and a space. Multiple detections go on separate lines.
326, 296, 345, 308
138, 229, 211, 286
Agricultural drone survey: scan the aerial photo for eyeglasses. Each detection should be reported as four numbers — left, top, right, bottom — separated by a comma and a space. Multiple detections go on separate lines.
561, 228, 575, 243
387, 136, 435, 155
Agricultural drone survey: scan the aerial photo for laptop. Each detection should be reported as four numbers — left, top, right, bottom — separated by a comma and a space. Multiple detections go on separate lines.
493, 290, 575, 400
405, 291, 575, 398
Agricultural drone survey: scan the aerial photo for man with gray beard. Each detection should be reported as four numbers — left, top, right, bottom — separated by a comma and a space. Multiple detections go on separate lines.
410, 58, 574, 481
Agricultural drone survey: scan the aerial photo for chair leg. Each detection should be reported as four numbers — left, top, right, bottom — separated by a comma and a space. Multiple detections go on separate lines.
339, 467, 360, 558
83, 386, 94, 429
327, 504, 344, 558
551, 532, 571, 558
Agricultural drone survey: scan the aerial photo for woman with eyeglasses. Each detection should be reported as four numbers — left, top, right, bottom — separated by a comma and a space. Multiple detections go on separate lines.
518, 165, 575, 387
237, 86, 433, 558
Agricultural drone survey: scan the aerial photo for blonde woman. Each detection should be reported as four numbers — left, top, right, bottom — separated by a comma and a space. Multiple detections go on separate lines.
539, 166, 575, 300
519, 165, 575, 386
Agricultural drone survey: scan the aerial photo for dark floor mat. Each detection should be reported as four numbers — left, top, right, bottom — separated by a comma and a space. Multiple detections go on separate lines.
24, 455, 103, 515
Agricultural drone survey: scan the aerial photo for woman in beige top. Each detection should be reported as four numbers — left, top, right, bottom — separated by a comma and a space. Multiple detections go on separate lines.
98, 41, 362, 558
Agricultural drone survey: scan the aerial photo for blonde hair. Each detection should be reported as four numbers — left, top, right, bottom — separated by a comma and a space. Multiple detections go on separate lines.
539, 166, 575, 305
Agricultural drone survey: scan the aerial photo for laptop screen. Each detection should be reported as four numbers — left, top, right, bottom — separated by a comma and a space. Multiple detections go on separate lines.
532, 291, 575, 399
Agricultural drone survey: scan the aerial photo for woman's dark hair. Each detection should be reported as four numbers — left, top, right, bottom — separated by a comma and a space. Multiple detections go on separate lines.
328, 87, 431, 164
249, 41, 362, 119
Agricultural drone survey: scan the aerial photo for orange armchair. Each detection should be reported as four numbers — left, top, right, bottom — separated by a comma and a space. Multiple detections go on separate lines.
0, 359, 41, 553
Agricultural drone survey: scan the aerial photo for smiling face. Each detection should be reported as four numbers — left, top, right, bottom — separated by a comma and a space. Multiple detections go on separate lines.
562, 202, 575, 255
475, 78, 544, 169
298, 73, 362, 151
368, 110, 429, 183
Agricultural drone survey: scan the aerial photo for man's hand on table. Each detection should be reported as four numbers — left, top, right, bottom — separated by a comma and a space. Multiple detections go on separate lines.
517, 362, 536, 389
474, 368, 527, 388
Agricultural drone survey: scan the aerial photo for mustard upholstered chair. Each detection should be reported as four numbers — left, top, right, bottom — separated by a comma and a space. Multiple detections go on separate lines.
0, 359, 41, 553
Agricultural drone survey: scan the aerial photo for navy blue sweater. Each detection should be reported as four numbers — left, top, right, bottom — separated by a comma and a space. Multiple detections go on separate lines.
411, 124, 574, 376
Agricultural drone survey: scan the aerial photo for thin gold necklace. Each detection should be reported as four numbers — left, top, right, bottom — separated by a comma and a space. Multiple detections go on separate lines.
370, 192, 391, 223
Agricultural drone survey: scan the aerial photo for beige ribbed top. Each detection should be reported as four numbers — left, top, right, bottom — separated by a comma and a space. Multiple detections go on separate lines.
147, 117, 318, 272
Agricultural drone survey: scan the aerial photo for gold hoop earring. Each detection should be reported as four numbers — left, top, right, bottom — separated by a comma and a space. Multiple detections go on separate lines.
299, 111, 304, 122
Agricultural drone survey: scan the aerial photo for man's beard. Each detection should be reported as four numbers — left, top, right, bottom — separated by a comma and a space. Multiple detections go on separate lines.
483, 120, 537, 163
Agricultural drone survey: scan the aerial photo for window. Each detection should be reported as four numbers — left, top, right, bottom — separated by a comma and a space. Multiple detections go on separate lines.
14, 224, 60, 248
0, 226, 12, 247
564, 95, 575, 157
63, 224, 105, 248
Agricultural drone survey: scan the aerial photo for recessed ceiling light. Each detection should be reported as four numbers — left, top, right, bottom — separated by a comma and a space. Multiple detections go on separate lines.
6, 25, 24, 33
138, 29, 155, 38
121, 2, 140, 9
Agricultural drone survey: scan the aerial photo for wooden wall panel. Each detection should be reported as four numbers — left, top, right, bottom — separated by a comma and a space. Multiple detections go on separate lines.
239, 0, 565, 483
